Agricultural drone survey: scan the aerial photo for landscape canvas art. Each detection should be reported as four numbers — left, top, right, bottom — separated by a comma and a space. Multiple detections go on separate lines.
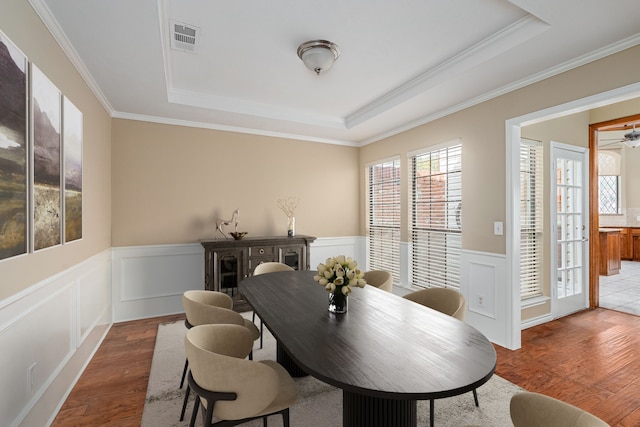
0, 32, 28, 261
32, 65, 61, 251
63, 97, 82, 243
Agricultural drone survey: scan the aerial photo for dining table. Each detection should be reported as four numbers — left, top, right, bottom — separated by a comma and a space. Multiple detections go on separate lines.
238, 270, 496, 427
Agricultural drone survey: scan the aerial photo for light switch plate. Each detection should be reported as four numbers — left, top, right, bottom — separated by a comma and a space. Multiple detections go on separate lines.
493, 221, 503, 236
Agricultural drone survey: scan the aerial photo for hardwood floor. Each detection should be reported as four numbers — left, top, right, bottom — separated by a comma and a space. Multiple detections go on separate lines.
52, 308, 640, 426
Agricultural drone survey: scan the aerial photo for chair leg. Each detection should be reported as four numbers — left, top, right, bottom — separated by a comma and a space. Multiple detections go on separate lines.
263, 415, 268, 427
180, 358, 189, 388
253, 312, 264, 349
472, 388, 479, 406
282, 408, 290, 427
430, 399, 434, 427
180, 384, 191, 421
189, 394, 200, 427
260, 319, 263, 348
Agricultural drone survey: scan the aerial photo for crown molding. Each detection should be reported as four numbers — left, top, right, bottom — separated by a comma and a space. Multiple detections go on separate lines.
28, 0, 114, 115
111, 111, 360, 147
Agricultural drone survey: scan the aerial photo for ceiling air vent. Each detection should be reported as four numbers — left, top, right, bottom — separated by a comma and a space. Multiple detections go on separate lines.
170, 20, 200, 53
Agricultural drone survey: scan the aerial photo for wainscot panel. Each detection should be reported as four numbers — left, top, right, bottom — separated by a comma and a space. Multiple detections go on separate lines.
461, 250, 509, 348
0, 250, 112, 427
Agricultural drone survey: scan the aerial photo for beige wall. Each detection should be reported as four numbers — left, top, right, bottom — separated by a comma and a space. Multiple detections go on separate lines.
111, 120, 360, 246
0, 0, 112, 300
359, 45, 640, 256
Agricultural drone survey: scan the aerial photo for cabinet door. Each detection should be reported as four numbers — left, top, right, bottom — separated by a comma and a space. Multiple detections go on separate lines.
633, 230, 640, 261
620, 228, 632, 260
212, 249, 246, 293
279, 245, 305, 270
607, 233, 621, 274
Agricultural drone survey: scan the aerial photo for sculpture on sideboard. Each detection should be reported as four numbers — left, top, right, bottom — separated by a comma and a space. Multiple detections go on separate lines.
215, 209, 239, 238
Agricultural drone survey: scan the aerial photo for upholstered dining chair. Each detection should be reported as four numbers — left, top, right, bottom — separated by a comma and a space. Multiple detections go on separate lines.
510, 392, 609, 427
402, 287, 473, 427
363, 269, 393, 292
185, 323, 298, 427
180, 290, 260, 422
252, 262, 294, 347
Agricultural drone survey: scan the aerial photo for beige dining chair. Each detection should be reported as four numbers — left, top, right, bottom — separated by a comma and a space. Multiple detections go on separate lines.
180, 290, 260, 422
402, 287, 474, 427
252, 262, 294, 347
363, 270, 393, 292
510, 392, 609, 427
185, 324, 298, 427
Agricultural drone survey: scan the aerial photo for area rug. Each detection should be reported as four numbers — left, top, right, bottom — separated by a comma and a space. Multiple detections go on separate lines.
142, 314, 522, 426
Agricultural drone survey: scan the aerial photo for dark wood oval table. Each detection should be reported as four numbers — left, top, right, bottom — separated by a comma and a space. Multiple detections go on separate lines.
239, 270, 496, 427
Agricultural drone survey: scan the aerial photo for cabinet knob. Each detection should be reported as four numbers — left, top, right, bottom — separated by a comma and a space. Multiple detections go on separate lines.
259, 248, 265, 255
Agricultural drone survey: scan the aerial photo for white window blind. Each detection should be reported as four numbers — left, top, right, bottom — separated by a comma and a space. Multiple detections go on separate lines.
520, 139, 543, 300
410, 144, 462, 290
367, 159, 400, 286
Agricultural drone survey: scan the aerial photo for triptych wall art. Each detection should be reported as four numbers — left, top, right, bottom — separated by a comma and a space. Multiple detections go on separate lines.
0, 30, 83, 262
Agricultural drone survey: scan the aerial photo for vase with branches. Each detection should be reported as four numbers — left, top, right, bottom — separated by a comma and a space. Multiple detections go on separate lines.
277, 197, 299, 236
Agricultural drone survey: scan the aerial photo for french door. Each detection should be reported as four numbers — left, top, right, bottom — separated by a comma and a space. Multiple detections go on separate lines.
551, 143, 589, 318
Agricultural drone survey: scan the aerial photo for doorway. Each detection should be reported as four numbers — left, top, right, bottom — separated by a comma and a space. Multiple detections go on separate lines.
590, 113, 640, 315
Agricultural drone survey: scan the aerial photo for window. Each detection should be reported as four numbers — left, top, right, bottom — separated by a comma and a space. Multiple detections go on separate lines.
367, 158, 400, 285
410, 142, 461, 289
599, 176, 620, 214
598, 150, 621, 214
520, 139, 543, 300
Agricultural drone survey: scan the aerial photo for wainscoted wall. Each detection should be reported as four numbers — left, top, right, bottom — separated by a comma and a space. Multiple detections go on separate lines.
111, 237, 366, 322
0, 250, 112, 427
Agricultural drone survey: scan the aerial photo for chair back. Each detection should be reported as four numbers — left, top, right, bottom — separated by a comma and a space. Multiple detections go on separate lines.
510, 392, 609, 427
364, 270, 393, 292
182, 290, 244, 327
185, 324, 280, 420
403, 287, 466, 321
253, 262, 294, 275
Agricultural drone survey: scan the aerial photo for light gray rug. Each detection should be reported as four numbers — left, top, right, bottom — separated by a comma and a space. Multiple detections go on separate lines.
142, 314, 522, 426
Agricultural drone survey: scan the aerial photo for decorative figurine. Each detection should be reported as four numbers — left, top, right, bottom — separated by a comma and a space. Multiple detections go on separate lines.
216, 209, 239, 238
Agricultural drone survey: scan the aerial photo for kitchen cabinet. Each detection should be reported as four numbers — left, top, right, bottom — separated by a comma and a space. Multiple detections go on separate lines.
599, 228, 621, 276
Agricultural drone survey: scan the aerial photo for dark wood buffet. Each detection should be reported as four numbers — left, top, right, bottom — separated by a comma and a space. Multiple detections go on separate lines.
200, 235, 316, 292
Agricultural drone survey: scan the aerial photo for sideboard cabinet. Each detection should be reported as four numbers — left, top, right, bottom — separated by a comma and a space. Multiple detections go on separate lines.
200, 235, 316, 292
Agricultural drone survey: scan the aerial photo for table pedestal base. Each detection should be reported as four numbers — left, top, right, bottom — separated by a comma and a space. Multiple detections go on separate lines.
276, 342, 308, 377
343, 391, 417, 427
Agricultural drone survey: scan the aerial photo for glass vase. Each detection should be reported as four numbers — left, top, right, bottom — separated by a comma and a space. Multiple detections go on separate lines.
287, 216, 296, 237
328, 290, 348, 313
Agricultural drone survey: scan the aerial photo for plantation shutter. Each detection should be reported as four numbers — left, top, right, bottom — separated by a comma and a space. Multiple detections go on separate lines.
410, 142, 462, 290
367, 158, 401, 286
520, 139, 544, 299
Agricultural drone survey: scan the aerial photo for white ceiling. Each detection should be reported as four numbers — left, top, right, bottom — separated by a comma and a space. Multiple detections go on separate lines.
31, 0, 640, 146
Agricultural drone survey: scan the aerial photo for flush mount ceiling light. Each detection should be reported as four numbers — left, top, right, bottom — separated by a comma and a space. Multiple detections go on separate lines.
297, 40, 340, 75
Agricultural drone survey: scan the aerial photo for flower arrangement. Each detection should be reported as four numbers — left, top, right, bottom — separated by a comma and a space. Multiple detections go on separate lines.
313, 255, 367, 295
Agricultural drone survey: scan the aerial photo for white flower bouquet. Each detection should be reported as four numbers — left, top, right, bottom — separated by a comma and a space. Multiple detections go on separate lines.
313, 255, 367, 295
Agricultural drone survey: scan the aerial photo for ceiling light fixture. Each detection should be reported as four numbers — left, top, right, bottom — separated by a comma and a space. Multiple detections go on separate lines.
297, 40, 340, 75
623, 124, 640, 148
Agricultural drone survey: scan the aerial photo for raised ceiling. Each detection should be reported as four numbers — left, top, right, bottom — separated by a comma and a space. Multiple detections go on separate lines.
31, 0, 640, 146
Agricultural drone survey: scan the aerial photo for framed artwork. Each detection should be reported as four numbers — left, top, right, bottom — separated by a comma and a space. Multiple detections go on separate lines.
31, 65, 62, 251
0, 31, 28, 261
63, 97, 82, 243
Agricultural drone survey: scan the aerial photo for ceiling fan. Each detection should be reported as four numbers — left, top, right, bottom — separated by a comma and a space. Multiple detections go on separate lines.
599, 123, 640, 148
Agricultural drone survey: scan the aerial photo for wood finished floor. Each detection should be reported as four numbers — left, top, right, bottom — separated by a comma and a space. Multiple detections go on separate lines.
52, 308, 640, 427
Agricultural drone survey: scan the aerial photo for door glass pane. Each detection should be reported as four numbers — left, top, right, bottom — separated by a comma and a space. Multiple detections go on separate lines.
556, 157, 584, 300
